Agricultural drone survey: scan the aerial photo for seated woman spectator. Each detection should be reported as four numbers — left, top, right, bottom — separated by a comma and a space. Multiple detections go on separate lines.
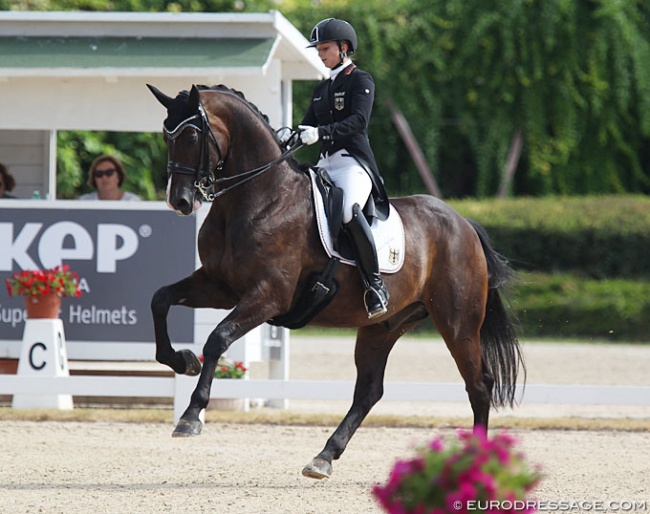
0, 161, 17, 198
80, 155, 141, 201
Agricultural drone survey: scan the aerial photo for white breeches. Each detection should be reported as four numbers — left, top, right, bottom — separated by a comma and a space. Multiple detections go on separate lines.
317, 150, 372, 224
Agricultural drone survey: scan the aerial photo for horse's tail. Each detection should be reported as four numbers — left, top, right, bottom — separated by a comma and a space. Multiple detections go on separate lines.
466, 218, 526, 408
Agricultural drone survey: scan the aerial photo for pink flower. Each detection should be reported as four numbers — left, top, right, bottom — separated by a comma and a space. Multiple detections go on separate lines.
372, 429, 540, 514
428, 438, 445, 453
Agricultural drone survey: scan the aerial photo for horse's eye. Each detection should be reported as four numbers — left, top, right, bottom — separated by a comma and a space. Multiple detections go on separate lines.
189, 132, 199, 144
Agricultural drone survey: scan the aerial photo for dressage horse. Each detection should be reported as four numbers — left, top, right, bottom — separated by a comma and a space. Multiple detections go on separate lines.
147, 84, 525, 479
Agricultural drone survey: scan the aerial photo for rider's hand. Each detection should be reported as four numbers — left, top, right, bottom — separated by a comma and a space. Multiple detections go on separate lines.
276, 127, 293, 146
298, 125, 319, 145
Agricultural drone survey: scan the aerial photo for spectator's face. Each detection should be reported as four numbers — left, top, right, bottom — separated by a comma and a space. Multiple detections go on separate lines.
94, 161, 120, 192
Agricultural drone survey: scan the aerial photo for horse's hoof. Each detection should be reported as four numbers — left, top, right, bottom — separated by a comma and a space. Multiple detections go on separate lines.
179, 349, 202, 376
172, 418, 203, 437
302, 457, 332, 479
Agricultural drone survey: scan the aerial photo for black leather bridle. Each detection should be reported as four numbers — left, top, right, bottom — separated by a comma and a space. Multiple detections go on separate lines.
163, 100, 303, 202
163, 102, 224, 202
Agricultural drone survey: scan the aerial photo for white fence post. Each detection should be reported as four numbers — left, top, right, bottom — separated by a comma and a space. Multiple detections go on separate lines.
263, 325, 290, 409
173, 373, 204, 425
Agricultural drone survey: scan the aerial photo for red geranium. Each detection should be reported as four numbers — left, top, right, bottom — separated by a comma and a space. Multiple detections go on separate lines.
197, 355, 247, 379
5, 265, 82, 298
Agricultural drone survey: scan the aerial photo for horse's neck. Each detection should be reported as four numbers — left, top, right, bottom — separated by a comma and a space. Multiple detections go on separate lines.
205, 93, 309, 220
209, 160, 306, 220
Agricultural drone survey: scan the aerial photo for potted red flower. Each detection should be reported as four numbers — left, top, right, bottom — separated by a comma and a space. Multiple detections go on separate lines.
5, 265, 82, 319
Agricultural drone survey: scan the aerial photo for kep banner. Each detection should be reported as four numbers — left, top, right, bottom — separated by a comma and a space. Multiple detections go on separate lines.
0, 201, 196, 344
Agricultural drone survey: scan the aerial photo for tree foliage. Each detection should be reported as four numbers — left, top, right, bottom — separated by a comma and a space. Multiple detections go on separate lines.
6, 0, 648, 198
290, 0, 650, 197
56, 131, 167, 199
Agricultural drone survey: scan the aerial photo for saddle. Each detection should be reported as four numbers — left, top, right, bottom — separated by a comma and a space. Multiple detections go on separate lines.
310, 168, 405, 273
268, 168, 405, 330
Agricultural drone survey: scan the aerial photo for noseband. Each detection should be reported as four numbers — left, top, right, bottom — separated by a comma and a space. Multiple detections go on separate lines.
164, 98, 303, 202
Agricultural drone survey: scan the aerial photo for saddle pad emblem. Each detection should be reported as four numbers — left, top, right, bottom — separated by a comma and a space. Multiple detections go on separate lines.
309, 169, 405, 274
389, 247, 400, 266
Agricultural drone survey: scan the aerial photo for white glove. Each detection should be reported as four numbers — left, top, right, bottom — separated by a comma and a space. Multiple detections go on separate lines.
276, 127, 292, 146
298, 125, 319, 145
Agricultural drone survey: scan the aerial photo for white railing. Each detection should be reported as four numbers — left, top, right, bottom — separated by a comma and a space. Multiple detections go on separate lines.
0, 374, 648, 424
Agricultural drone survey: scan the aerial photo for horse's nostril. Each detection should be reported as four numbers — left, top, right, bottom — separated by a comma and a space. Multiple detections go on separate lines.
173, 198, 192, 215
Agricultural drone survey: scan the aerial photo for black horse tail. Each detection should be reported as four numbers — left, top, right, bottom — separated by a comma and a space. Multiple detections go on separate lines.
467, 218, 526, 408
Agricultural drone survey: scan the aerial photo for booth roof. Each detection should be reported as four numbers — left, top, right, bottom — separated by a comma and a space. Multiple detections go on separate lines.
0, 37, 274, 70
0, 10, 326, 79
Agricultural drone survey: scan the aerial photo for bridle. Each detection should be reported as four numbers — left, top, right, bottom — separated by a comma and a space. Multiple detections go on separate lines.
163, 99, 302, 202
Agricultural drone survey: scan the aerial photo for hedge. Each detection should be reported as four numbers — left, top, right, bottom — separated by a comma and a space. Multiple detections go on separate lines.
448, 196, 650, 279
412, 196, 650, 341
510, 272, 650, 342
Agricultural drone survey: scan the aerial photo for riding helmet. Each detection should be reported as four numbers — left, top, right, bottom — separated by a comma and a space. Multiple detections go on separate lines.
308, 18, 357, 54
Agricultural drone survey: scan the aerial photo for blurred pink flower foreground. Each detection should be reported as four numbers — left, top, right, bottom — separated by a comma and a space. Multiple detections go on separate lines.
372, 428, 541, 514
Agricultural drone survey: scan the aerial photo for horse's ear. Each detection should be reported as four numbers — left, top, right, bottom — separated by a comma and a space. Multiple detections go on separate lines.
147, 84, 174, 108
189, 85, 201, 111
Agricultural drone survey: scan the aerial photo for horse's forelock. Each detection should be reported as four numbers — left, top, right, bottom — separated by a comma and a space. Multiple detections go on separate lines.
163, 90, 195, 132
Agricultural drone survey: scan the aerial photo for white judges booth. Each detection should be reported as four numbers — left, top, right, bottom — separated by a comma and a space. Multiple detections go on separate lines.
0, 10, 325, 198
0, 11, 326, 376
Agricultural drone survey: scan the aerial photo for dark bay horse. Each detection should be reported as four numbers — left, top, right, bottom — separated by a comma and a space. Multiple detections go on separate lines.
147, 84, 525, 479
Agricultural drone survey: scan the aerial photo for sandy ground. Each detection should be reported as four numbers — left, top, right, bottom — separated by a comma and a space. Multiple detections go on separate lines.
1, 336, 649, 514
0, 422, 647, 514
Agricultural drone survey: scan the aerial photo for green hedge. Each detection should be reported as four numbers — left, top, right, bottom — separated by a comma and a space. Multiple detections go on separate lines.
511, 272, 650, 342
449, 196, 650, 279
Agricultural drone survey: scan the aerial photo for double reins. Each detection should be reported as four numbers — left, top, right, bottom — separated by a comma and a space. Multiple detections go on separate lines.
164, 99, 303, 202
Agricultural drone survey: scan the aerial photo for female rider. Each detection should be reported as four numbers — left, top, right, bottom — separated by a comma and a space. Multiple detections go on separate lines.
282, 18, 390, 319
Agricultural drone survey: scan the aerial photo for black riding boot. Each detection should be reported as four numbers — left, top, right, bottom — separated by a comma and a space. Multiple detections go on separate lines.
345, 205, 389, 319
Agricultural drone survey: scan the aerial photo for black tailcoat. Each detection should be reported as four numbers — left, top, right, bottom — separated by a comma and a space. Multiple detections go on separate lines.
301, 65, 389, 220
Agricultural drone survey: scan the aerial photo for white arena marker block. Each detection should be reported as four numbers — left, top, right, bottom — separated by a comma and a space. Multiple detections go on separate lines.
12, 319, 73, 410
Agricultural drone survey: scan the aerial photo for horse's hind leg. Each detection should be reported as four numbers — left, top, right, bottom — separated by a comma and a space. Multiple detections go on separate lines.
443, 329, 493, 431
432, 293, 493, 431
302, 324, 400, 479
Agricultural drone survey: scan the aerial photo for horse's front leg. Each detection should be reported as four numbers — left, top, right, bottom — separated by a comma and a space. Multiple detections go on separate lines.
151, 269, 236, 375
172, 299, 278, 438
302, 325, 399, 479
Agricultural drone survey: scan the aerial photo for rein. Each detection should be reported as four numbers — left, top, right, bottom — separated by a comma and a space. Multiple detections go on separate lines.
164, 98, 303, 202
205, 139, 303, 201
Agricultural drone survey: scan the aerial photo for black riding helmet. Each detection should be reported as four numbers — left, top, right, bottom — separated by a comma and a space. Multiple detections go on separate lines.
307, 18, 357, 55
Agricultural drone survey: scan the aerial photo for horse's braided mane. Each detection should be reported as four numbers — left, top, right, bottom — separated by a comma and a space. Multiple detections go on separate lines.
196, 84, 270, 124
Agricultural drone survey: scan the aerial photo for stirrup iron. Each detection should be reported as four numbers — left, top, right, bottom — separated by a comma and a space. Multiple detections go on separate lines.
364, 286, 389, 319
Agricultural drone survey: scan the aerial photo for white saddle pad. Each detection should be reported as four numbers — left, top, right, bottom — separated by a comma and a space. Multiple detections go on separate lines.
309, 169, 405, 273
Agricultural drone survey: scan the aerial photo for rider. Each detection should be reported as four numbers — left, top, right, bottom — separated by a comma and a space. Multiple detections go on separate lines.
281, 18, 390, 319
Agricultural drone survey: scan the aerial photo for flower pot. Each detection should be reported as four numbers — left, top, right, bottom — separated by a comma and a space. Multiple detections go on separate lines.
24, 293, 62, 319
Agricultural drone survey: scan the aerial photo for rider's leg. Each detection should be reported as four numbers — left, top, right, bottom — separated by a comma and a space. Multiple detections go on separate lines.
317, 151, 389, 318
344, 204, 389, 318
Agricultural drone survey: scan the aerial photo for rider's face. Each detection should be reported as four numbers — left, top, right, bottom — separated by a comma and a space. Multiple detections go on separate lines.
316, 41, 345, 69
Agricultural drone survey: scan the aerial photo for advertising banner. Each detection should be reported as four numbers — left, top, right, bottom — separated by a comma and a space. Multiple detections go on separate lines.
0, 201, 196, 345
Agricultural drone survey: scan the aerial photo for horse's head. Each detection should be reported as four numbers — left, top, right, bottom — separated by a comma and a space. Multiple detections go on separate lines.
147, 84, 227, 215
